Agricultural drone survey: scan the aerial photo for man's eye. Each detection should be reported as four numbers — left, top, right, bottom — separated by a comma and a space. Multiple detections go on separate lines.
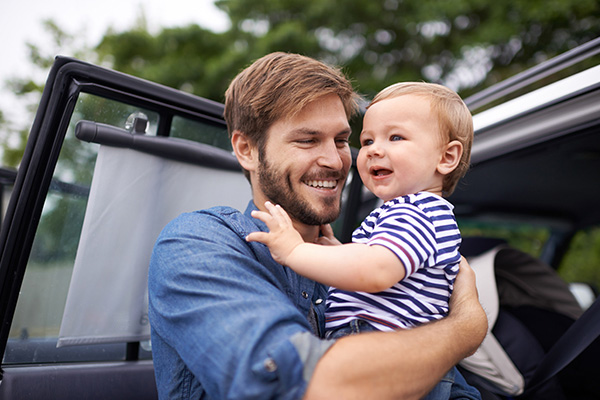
336, 138, 350, 146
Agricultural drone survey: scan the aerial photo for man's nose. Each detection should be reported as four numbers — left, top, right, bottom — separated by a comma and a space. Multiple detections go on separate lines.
318, 140, 345, 169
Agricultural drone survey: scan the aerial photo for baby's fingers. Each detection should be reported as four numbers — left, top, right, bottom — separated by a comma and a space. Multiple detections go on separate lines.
246, 231, 270, 244
264, 202, 293, 225
320, 224, 334, 239
250, 209, 272, 224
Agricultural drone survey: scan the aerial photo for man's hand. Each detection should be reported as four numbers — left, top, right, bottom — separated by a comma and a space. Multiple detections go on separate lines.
246, 202, 304, 265
448, 256, 488, 357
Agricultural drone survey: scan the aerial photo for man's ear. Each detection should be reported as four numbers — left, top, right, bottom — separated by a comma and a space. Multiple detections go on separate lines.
231, 130, 258, 172
437, 140, 463, 176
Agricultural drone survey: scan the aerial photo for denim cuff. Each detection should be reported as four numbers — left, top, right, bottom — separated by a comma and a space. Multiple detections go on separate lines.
289, 331, 336, 382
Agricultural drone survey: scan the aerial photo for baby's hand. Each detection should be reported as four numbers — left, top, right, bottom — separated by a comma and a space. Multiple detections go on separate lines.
246, 201, 304, 265
316, 224, 342, 246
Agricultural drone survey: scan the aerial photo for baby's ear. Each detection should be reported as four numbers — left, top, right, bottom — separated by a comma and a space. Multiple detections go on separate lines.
437, 140, 463, 176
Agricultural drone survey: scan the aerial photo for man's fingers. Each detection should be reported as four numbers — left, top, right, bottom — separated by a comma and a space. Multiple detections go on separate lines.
454, 257, 477, 295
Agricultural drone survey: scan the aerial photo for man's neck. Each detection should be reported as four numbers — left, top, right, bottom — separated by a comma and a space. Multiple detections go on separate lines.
293, 221, 321, 244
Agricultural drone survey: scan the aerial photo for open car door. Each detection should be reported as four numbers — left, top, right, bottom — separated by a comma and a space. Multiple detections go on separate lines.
0, 57, 251, 399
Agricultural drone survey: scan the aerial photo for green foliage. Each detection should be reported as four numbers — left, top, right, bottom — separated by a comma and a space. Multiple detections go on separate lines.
0, 19, 95, 167
1, 129, 29, 168
459, 221, 550, 258
216, 0, 600, 99
96, 24, 248, 103
459, 220, 600, 290
559, 228, 600, 290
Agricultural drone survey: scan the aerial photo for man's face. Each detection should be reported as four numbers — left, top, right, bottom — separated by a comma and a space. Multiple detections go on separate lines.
255, 94, 352, 226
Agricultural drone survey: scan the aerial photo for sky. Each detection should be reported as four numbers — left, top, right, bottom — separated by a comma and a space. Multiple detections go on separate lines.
0, 0, 230, 126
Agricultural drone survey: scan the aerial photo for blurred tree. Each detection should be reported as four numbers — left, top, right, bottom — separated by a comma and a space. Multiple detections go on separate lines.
95, 20, 250, 103
214, 0, 600, 99
0, 20, 95, 168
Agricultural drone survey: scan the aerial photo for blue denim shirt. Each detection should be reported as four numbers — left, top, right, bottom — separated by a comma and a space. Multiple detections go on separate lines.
148, 201, 333, 399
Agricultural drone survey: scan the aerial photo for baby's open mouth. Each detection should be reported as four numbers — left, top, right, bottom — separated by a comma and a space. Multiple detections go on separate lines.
372, 168, 392, 176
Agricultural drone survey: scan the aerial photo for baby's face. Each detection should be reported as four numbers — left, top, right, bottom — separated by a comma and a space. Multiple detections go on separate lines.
357, 94, 446, 201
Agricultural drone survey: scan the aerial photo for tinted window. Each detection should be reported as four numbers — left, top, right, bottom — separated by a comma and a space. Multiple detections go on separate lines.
5, 91, 231, 364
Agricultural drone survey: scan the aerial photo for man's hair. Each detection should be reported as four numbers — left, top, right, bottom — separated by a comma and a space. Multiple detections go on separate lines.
369, 82, 473, 196
224, 52, 359, 179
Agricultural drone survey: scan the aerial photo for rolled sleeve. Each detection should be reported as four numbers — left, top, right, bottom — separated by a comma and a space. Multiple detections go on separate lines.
250, 332, 335, 399
289, 331, 336, 382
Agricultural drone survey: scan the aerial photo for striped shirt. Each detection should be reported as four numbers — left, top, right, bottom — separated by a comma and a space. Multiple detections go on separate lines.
325, 192, 461, 332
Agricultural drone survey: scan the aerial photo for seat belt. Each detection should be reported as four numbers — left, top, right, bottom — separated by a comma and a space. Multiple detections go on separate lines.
526, 295, 600, 393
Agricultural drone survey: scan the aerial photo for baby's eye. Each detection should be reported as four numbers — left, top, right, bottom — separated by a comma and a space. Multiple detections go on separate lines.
390, 135, 404, 141
361, 138, 373, 146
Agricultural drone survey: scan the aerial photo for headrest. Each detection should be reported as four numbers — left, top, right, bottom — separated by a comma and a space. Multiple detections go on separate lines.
467, 245, 505, 331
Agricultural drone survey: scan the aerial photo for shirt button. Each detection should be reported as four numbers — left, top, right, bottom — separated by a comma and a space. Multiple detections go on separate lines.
264, 358, 277, 372
301, 291, 308, 299
315, 299, 323, 305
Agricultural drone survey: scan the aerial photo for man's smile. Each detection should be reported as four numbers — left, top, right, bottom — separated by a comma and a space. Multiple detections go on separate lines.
304, 179, 339, 189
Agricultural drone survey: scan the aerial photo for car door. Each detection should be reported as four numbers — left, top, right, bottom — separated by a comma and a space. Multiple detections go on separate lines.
0, 57, 252, 399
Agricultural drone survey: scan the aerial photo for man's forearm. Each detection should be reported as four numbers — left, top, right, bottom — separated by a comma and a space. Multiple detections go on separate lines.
304, 259, 487, 399
305, 316, 484, 399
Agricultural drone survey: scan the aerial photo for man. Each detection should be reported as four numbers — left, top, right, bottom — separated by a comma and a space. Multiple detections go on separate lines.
148, 52, 487, 399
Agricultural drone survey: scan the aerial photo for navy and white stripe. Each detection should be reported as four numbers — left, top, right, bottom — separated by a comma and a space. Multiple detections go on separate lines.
325, 192, 461, 332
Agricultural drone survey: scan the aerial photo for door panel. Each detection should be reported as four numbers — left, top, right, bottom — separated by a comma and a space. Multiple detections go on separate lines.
0, 57, 249, 398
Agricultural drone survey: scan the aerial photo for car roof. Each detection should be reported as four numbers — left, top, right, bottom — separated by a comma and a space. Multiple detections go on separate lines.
449, 63, 600, 232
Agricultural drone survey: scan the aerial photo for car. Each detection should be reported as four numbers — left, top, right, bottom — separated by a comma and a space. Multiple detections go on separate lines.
0, 38, 598, 399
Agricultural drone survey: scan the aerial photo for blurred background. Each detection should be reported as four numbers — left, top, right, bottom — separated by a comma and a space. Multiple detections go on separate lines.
1, 0, 599, 167
0, 0, 599, 288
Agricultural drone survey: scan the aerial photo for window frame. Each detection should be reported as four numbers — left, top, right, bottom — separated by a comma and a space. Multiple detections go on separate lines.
0, 57, 233, 373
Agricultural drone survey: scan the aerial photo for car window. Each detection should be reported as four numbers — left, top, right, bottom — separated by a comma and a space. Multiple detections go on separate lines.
559, 227, 600, 298
460, 219, 551, 259
4, 90, 239, 365
170, 115, 231, 151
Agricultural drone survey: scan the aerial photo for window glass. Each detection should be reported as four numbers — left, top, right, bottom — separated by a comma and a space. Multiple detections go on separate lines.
459, 219, 551, 259
5, 90, 233, 364
4, 93, 159, 364
170, 115, 231, 151
459, 218, 599, 310
559, 226, 600, 291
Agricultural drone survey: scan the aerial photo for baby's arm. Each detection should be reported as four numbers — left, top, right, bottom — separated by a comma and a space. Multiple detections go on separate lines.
246, 202, 405, 292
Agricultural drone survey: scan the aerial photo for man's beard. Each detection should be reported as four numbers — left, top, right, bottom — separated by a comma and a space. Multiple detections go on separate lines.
257, 158, 344, 226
